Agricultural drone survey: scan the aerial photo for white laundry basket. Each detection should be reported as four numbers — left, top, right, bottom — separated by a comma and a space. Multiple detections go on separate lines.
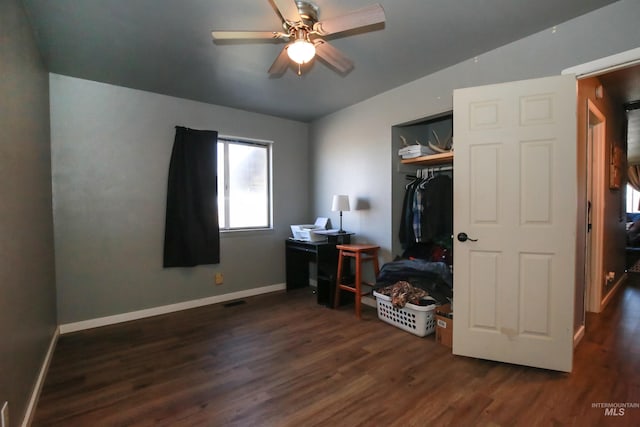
373, 291, 436, 337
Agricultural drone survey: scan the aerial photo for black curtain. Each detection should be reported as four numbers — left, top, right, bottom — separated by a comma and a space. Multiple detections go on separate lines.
163, 126, 220, 267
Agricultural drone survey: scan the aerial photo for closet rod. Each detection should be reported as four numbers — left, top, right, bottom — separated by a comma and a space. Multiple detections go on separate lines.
405, 165, 453, 179
418, 165, 453, 175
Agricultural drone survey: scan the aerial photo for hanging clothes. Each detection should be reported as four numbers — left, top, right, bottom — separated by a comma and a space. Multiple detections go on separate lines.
412, 183, 424, 242
400, 171, 452, 248
421, 174, 453, 242
399, 177, 420, 247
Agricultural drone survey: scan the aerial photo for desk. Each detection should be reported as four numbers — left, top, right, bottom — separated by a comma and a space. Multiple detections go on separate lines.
285, 235, 352, 306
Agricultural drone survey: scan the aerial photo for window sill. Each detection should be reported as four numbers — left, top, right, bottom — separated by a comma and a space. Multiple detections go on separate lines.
220, 227, 273, 237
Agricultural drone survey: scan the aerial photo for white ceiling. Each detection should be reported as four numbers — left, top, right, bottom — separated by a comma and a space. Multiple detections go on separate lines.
22, 0, 621, 122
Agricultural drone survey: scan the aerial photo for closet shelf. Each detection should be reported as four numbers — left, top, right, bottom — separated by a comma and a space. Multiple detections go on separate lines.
400, 151, 453, 165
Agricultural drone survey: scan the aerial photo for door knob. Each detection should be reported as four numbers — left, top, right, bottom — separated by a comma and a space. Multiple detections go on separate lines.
457, 232, 478, 242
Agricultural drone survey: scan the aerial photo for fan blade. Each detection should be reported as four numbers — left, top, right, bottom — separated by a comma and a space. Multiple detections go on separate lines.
314, 40, 354, 74
211, 31, 285, 41
268, 46, 290, 75
272, 0, 302, 23
314, 4, 385, 36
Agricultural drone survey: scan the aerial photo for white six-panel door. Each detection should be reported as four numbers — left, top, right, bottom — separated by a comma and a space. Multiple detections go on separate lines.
452, 75, 577, 372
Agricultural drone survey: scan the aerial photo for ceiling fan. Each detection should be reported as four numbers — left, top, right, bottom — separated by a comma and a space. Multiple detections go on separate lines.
211, 1, 386, 76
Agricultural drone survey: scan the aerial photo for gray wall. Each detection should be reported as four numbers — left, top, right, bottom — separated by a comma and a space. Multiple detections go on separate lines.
310, 0, 640, 258
0, 0, 58, 425
50, 75, 309, 324
310, 0, 640, 328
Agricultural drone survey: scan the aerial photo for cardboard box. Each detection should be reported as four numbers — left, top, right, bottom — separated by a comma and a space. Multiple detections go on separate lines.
435, 304, 452, 348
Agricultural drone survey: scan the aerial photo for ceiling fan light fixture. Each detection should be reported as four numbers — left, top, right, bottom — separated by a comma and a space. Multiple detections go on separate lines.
287, 31, 315, 64
212, 1, 386, 76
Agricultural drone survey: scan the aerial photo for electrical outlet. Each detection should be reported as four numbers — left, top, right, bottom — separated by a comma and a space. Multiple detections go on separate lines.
215, 272, 224, 285
605, 271, 615, 284
1, 401, 8, 427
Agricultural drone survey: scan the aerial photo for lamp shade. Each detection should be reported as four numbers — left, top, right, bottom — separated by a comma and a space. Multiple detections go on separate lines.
331, 195, 350, 212
287, 39, 315, 64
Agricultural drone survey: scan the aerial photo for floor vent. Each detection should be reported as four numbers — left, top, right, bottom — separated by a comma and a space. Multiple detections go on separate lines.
223, 300, 247, 308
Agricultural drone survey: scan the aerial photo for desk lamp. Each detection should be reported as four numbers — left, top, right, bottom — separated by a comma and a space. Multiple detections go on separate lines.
331, 195, 350, 233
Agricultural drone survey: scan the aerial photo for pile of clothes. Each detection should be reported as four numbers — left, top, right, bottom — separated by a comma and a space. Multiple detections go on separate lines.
375, 257, 452, 306
376, 280, 437, 308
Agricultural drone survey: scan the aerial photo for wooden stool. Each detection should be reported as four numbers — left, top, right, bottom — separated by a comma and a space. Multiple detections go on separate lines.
334, 244, 380, 318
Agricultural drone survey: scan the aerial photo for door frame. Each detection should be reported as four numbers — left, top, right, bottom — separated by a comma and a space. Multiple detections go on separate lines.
563, 47, 640, 333
562, 47, 640, 78
586, 100, 606, 313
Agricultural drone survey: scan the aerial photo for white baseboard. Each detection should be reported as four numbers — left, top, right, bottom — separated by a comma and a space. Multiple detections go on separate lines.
573, 324, 585, 348
361, 294, 376, 308
601, 273, 626, 311
22, 327, 59, 427
59, 283, 286, 334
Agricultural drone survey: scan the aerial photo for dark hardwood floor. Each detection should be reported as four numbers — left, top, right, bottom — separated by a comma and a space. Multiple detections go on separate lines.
33, 278, 640, 426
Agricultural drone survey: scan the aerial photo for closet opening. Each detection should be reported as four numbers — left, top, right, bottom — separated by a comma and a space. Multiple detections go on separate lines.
391, 111, 453, 264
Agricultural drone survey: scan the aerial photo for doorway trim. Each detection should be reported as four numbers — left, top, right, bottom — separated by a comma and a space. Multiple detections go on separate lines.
586, 99, 606, 313
562, 47, 640, 334
562, 47, 640, 77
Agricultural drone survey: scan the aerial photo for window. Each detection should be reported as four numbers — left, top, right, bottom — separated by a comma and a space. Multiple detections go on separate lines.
217, 137, 272, 231
627, 183, 640, 213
